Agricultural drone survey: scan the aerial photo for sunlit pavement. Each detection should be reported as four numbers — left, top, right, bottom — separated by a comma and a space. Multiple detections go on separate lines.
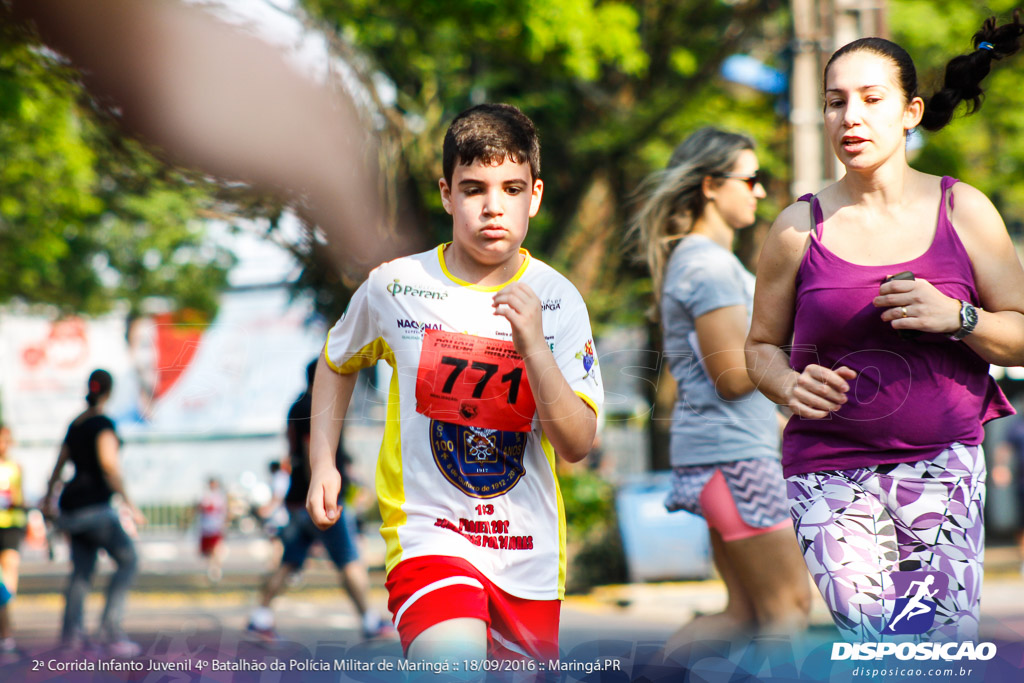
5, 534, 1022, 681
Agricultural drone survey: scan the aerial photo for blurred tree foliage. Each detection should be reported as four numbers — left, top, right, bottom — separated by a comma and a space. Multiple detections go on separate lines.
0, 16, 236, 320
300, 0, 791, 327
6, 0, 1020, 329
558, 469, 628, 592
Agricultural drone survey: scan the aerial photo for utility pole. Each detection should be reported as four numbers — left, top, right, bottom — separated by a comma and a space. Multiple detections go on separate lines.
790, 0, 888, 196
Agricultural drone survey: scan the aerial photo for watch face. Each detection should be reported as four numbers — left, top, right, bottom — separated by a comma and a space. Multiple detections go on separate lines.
952, 301, 980, 340
964, 304, 979, 328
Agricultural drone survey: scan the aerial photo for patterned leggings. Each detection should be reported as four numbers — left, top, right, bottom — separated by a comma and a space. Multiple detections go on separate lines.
786, 443, 985, 642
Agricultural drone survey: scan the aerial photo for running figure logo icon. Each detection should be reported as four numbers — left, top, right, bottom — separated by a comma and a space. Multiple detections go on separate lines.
885, 572, 948, 635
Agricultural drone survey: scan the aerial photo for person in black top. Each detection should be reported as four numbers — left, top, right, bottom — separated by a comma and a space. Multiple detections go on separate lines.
43, 369, 145, 657
247, 360, 391, 641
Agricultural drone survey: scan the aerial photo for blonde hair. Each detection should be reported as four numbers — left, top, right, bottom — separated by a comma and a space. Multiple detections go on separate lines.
630, 127, 754, 304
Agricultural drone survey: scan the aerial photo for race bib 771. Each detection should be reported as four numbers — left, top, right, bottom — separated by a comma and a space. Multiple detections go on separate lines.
415, 329, 536, 432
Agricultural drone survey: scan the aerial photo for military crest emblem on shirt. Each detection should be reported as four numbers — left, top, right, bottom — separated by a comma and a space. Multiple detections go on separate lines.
429, 420, 526, 499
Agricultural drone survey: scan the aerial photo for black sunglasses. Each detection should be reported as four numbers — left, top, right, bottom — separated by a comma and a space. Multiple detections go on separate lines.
712, 170, 765, 190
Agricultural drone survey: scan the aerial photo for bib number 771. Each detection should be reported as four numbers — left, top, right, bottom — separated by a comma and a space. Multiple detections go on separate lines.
415, 329, 536, 432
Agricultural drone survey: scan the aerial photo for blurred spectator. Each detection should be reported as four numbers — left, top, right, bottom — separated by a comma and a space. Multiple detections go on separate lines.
43, 370, 146, 656
247, 360, 390, 642
197, 477, 229, 583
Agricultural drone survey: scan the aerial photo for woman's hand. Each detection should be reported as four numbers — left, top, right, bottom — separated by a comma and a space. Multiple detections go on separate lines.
129, 502, 147, 527
785, 364, 858, 419
40, 494, 58, 521
874, 277, 962, 335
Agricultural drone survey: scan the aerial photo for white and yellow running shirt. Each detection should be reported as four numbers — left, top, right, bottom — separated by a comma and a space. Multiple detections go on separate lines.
0, 460, 25, 529
325, 245, 603, 600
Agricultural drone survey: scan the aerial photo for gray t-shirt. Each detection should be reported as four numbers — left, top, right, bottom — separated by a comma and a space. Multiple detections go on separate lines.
660, 235, 779, 467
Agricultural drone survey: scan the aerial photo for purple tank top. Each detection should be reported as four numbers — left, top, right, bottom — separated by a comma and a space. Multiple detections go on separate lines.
783, 176, 1014, 477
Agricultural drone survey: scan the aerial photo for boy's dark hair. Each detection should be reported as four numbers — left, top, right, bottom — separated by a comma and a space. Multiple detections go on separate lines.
442, 103, 540, 186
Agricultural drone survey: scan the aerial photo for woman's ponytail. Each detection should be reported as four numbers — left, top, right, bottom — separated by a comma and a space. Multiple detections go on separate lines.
920, 11, 1024, 131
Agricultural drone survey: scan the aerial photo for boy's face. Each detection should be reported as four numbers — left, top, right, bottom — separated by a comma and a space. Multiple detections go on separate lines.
439, 157, 543, 269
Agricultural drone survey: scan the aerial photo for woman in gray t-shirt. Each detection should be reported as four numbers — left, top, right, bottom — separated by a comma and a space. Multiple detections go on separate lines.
632, 127, 809, 648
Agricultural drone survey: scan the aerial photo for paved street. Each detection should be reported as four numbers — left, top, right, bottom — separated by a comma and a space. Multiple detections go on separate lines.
3, 534, 1023, 682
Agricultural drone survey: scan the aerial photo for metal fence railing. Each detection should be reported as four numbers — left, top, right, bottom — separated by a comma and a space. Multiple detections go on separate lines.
138, 503, 196, 532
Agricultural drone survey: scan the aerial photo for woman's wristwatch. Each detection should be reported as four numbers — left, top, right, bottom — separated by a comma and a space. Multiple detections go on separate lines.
950, 300, 980, 340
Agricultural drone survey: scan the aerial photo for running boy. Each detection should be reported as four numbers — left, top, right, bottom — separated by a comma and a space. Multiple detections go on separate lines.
306, 103, 603, 662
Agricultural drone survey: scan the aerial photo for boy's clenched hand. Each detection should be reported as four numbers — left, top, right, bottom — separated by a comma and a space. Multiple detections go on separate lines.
493, 282, 547, 359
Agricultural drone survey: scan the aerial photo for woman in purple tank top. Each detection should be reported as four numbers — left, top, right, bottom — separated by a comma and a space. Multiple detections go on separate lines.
746, 15, 1024, 642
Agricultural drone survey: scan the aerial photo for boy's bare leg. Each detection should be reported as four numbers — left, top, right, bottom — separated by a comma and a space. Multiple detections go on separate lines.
407, 618, 487, 662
